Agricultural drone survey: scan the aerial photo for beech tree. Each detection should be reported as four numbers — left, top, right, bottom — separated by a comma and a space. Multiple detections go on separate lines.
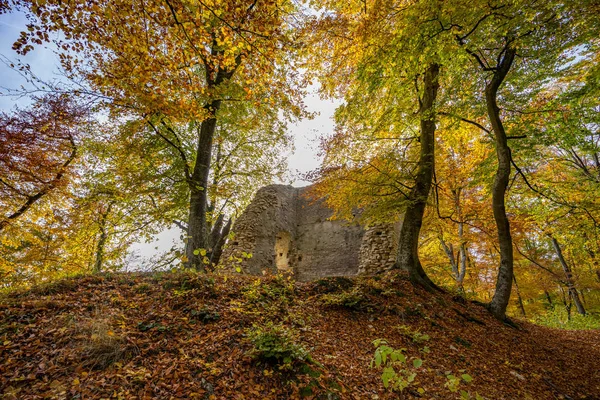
418, 0, 598, 318
0, 94, 86, 232
7, 0, 306, 269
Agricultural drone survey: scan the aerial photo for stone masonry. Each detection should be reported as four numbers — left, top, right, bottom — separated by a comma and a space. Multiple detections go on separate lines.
221, 184, 400, 281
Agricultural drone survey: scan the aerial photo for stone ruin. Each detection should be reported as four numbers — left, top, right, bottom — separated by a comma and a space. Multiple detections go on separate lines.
221, 184, 400, 281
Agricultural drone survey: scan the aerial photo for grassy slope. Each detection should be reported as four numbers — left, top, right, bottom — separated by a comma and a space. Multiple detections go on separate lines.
1, 271, 599, 400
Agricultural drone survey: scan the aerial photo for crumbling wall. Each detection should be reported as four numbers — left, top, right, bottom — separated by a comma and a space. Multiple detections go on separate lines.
293, 187, 364, 280
357, 223, 400, 275
222, 184, 399, 280
221, 185, 297, 275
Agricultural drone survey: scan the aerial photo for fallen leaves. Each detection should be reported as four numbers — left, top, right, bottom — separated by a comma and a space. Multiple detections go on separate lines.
0, 271, 599, 399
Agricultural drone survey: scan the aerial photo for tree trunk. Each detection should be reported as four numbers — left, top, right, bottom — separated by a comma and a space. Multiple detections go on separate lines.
184, 56, 239, 269
93, 202, 114, 274
439, 238, 459, 278
457, 220, 467, 292
209, 213, 225, 251
486, 46, 516, 320
544, 290, 554, 308
551, 236, 586, 316
210, 218, 232, 266
185, 102, 222, 269
394, 63, 440, 291
513, 274, 526, 317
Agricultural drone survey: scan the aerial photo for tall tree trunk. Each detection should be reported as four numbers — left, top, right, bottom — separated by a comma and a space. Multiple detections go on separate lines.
186, 101, 222, 269
184, 56, 239, 269
486, 46, 516, 320
394, 63, 440, 291
550, 236, 586, 316
209, 213, 225, 252
440, 235, 466, 293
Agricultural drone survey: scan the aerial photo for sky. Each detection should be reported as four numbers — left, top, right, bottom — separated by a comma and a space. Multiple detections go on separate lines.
0, 11, 339, 264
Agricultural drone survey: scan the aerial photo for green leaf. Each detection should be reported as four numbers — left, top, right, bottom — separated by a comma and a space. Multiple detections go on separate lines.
375, 351, 382, 367
381, 366, 394, 388
413, 358, 423, 368
461, 374, 473, 383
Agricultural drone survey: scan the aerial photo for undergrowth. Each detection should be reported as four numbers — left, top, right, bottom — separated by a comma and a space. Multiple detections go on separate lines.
246, 322, 312, 370
532, 308, 600, 330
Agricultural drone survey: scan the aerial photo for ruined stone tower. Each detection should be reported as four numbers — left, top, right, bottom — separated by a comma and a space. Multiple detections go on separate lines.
221, 184, 400, 281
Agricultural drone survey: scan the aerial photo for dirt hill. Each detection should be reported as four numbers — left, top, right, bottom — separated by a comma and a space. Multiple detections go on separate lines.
1, 271, 599, 399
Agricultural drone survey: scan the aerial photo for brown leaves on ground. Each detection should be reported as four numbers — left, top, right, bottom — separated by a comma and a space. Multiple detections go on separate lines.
1, 271, 599, 399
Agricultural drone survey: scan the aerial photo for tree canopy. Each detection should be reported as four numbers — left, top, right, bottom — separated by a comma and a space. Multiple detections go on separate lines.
1, 0, 599, 322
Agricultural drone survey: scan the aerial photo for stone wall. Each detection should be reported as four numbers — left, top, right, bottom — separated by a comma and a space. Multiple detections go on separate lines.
357, 223, 400, 275
221, 185, 297, 275
294, 190, 365, 280
221, 184, 400, 280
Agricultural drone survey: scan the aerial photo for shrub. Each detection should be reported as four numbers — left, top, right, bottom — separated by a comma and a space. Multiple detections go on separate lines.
371, 339, 423, 394
532, 308, 600, 330
242, 275, 294, 307
28, 278, 79, 296
190, 306, 220, 323
320, 287, 369, 311
246, 322, 311, 370
445, 371, 484, 400
133, 282, 152, 294
312, 277, 355, 294
160, 271, 215, 293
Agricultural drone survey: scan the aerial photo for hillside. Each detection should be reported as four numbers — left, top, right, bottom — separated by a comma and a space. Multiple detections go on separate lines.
1, 271, 599, 400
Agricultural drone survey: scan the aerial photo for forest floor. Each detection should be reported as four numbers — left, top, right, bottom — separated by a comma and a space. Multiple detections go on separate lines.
1, 270, 599, 400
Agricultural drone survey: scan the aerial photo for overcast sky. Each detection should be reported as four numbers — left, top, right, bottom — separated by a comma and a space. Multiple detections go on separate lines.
0, 11, 339, 263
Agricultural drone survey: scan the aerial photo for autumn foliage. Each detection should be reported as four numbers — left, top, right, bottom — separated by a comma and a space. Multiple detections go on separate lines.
0, 3, 599, 394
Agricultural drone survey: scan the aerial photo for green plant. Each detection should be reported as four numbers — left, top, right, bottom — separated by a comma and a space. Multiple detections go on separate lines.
137, 321, 169, 332
242, 275, 294, 306
190, 306, 220, 323
313, 276, 355, 294
133, 282, 152, 294
320, 287, 369, 311
246, 322, 311, 370
226, 250, 253, 273
445, 371, 484, 400
532, 308, 600, 330
396, 325, 431, 344
371, 339, 424, 394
